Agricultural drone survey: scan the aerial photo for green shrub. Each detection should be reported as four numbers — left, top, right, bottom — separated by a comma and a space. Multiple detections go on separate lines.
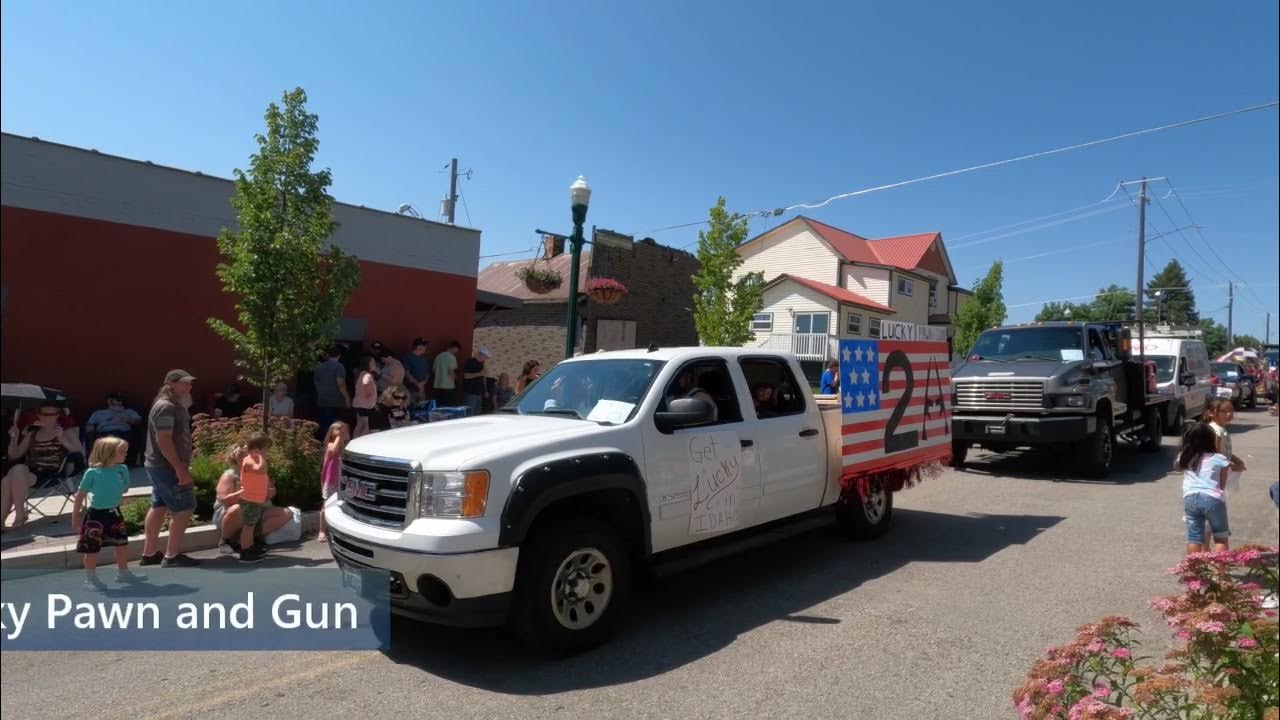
190, 406, 324, 512
120, 497, 152, 536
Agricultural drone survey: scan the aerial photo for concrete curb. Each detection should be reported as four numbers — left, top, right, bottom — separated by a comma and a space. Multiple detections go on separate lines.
1, 510, 322, 570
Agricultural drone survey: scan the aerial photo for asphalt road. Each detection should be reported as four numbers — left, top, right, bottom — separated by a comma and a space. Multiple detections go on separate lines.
3, 409, 1277, 720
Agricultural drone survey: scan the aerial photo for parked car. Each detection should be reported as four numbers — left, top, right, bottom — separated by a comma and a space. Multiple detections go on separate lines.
1209, 361, 1255, 409
325, 347, 895, 652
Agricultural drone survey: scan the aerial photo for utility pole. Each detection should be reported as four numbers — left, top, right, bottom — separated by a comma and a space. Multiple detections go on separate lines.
444, 158, 459, 224
1266, 312, 1271, 346
1134, 178, 1148, 367
1226, 281, 1234, 346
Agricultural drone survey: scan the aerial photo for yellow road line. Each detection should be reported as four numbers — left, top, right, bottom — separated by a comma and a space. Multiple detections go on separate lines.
140, 652, 377, 720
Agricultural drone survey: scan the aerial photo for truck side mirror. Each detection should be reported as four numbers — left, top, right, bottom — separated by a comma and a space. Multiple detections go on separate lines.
655, 397, 717, 434
1181, 372, 1197, 387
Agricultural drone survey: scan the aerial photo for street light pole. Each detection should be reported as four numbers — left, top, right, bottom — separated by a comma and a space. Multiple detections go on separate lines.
565, 176, 592, 358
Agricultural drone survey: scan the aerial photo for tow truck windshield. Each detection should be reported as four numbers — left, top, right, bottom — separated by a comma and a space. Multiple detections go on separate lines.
968, 326, 1085, 362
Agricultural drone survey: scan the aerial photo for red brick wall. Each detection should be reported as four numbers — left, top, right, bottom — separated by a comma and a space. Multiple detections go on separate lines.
1, 206, 476, 416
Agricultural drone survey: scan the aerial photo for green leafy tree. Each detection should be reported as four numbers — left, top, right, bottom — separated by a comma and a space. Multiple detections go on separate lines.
953, 261, 1006, 355
1087, 284, 1136, 322
1035, 301, 1091, 322
1146, 260, 1198, 325
692, 197, 764, 346
1198, 319, 1229, 357
1231, 333, 1263, 351
209, 87, 361, 430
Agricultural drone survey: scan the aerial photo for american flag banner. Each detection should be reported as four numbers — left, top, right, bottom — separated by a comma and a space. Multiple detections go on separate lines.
840, 338, 952, 475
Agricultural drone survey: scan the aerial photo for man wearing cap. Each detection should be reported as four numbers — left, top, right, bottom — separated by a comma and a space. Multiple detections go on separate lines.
462, 347, 491, 416
140, 370, 200, 567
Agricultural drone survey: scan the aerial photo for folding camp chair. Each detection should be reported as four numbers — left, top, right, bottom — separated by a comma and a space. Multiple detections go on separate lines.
22, 453, 85, 523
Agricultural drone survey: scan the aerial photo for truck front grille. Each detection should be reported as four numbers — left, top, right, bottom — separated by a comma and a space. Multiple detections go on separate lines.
339, 452, 413, 528
954, 381, 1046, 411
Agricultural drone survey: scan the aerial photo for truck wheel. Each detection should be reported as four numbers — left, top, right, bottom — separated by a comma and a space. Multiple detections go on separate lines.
1247, 385, 1258, 409
950, 440, 969, 469
1164, 405, 1184, 437
1140, 406, 1163, 452
836, 478, 894, 541
510, 518, 630, 654
1075, 415, 1114, 479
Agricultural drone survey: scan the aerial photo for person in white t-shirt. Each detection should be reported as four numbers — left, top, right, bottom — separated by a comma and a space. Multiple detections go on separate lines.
1177, 423, 1232, 554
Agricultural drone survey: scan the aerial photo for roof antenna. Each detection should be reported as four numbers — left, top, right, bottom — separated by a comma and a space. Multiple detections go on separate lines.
648, 343, 659, 352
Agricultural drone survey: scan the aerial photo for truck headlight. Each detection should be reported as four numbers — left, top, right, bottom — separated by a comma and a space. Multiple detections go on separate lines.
1053, 394, 1087, 408
415, 471, 489, 519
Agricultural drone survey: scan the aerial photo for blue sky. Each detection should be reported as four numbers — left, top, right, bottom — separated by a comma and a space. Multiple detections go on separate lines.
3, 1, 1277, 339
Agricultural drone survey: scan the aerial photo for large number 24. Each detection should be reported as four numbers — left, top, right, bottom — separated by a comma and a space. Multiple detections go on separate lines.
882, 350, 948, 453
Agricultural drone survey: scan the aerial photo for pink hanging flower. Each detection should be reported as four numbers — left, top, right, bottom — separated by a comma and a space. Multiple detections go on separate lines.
1110, 647, 1132, 659
1047, 679, 1065, 695
1195, 621, 1226, 634
1236, 637, 1258, 649
1186, 579, 1206, 591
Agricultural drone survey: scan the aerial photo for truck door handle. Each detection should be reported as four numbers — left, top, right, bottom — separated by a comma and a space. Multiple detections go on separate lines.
740, 439, 754, 448
799, 428, 820, 438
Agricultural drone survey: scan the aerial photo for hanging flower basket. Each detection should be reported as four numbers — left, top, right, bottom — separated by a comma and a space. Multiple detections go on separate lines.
585, 277, 629, 305
516, 265, 563, 294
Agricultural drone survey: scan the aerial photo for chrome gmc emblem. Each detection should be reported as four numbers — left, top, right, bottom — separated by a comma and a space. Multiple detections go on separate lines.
985, 391, 1011, 401
343, 477, 378, 502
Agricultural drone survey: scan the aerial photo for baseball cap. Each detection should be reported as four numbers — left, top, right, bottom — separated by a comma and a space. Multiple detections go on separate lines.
164, 369, 196, 383
478, 347, 492, 358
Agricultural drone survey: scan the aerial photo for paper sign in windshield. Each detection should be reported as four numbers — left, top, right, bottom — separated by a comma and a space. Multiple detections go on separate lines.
586, 400, 634, 424
688, 431, 741, 535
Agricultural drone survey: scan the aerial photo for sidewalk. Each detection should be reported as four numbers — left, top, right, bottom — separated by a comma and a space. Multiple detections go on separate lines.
1, 466, 153, 553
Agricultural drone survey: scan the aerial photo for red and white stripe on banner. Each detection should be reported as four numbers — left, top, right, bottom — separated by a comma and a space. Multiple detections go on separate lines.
842, 340, 952, 476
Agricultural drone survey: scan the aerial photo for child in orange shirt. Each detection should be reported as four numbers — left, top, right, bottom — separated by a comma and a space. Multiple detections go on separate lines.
234, 433, 272, 564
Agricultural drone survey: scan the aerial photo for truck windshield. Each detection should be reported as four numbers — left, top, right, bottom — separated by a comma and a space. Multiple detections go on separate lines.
968, 326, 1084, 361
1149, 355, 1176, 383
1210, 362, 1241, 381
507, 358, 665, 423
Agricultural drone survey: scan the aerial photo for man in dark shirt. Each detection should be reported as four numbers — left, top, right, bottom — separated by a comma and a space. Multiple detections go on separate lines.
214, 384, 251, 418
461, 348, 491, 416
402, 338, 430, 402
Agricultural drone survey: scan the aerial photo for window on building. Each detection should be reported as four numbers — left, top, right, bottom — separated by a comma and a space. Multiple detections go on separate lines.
897, 277, 914, 296
869, 318, 883, 339
751, 313, 773, 333
846, 312, 863, 336
794, 312, 829, 335
929, 284, 938, 309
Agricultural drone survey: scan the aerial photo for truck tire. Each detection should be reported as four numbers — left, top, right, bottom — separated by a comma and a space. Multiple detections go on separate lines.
1140, 406, 1163, 452
510, 518, 630, 654
1164, 405, 1184, 437
836, 478, 894, 541
1075, 414, 1114, 479
950, 440, 969, 469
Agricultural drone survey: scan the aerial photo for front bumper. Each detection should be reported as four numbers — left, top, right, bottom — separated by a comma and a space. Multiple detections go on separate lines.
326, 503, 518, 628
952, 413, 1096, 445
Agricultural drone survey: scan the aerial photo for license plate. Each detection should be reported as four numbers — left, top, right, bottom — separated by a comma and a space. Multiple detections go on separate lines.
987, 424, 1007, 435
1215, 387, 1234, 398
341, 566, 363, 595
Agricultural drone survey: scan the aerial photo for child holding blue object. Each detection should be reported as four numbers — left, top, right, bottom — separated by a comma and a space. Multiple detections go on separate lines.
73, 437, 144, 589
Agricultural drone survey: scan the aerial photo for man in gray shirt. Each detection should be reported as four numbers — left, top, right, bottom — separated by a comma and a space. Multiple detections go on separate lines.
141, 369, 200, 567
314, 345, 350, 433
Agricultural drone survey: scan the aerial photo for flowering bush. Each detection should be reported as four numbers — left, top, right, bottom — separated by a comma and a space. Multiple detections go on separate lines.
190, 406, 324, 511
1013, 546, 1279, 720
584, 277, 629, 295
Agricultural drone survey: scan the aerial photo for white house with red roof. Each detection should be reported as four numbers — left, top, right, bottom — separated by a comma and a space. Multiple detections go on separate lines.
733, 216, 971, 367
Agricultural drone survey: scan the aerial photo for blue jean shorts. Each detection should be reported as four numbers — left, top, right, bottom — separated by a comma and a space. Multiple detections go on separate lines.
1183, 493, 1230, 545
146, 465, 197, 513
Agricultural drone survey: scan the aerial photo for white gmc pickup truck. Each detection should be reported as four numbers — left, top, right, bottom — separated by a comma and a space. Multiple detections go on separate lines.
325, 347, 892, 652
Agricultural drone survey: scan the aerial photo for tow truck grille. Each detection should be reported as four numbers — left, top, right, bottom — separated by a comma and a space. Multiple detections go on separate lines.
339, 452, 413, 528
954, 381, 1046, 411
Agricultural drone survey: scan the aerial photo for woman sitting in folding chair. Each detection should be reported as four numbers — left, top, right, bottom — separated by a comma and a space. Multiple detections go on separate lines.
2, 402, 84, 531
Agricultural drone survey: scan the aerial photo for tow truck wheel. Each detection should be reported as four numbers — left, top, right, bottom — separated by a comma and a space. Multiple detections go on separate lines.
1141, 406, 1163, 452
950, 440, 969, 468
1075, 414, 1114, 479
836, 478, 894, 541
511, 518, 630, 654
1164, 406, 1184, 437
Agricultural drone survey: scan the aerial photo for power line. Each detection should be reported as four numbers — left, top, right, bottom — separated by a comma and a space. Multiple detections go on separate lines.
771, 101, 1278, 214
458, 190, 473, 227
1163, 178, 1272, 311
949, 203, 1130, 250
1120, 185, 1222, 287
1148, 190, 1230, 284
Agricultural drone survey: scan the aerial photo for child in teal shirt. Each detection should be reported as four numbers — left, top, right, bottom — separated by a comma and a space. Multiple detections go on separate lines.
73, 437, 144, 589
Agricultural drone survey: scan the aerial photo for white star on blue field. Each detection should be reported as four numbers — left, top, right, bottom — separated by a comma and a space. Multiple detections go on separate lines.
840, 340, 880, 415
